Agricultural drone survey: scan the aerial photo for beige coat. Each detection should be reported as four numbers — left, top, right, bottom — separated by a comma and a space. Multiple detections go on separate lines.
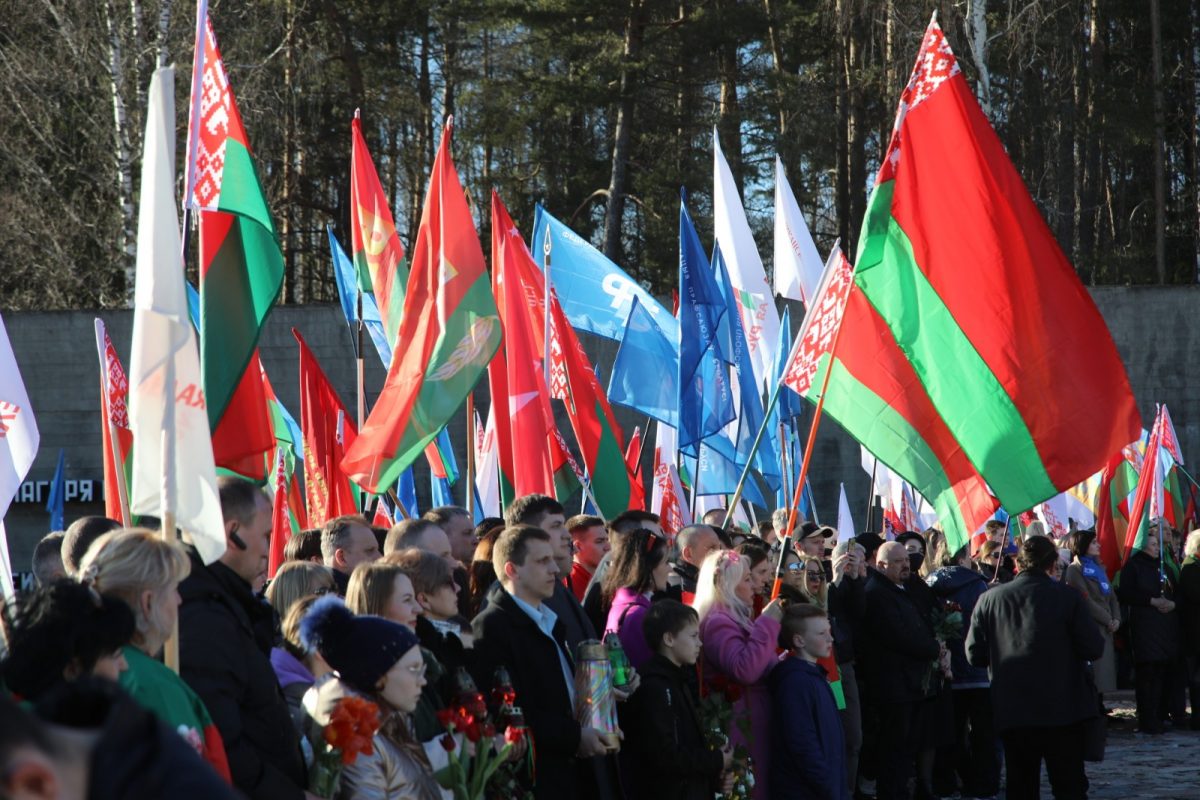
304, 675, 445, 800
1064, 559, 1121, 693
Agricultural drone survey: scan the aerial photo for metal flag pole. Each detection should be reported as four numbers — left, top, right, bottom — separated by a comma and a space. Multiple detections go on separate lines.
864, 457, 878, 532
465, 394, 476, 520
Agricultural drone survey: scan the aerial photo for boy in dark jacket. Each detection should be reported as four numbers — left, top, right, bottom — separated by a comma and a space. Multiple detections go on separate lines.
769, 604, 849, 800
621, 600, 729, 800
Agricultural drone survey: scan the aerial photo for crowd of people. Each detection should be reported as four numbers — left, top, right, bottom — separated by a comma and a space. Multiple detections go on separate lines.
2, 478, 1199, 800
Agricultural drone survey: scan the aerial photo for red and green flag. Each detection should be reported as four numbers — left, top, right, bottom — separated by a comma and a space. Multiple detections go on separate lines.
94, 318, 132, 526
488, 193, 580, 502
186, 10, 285, 435
341, 121, 501, 493
838, 19, 1138, 537
350, 114, 408, 350
210, 350, 275, 480
785, 247, 999, 552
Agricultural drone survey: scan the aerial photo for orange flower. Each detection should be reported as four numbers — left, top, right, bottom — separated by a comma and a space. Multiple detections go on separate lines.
325, 696, 381, 765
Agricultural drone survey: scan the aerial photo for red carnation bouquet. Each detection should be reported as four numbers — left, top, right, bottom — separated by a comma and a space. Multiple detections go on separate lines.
309, 695, 381, 797
434, 668, 530, 800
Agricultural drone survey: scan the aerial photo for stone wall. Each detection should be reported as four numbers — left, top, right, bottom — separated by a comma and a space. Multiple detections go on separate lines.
4, 286, 1197, 583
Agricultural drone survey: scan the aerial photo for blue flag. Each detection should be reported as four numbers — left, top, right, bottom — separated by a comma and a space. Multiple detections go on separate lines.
532, 204, 678, 342
431, 474, 455, 507
608, 297, 679, 426
685, 433, 770, 509
713, 245, 780, 491
46, 448, 66, 531
678, 197, 735, 451
329, 226, 392, 368
397, 469, 419, 519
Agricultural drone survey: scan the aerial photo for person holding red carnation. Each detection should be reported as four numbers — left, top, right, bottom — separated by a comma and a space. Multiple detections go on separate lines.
300, 595, 444, 799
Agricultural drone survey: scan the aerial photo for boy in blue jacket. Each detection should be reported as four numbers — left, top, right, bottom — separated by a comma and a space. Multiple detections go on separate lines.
768, 603, 849, 800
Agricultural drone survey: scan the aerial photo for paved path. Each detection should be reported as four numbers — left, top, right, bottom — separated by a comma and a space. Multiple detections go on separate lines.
1024, 693, 1200, 799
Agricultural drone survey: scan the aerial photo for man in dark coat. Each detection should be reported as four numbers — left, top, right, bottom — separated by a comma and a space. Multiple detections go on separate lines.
178, 477, 310, 800
1117, 530, 1182, 734
472, 525, 611, 799
967, 535, 1104, 800
861, 541, 940, 800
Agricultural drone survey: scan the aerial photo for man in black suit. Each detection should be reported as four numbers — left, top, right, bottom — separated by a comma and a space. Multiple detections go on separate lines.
861, 541, 940, 800
967, 535, 1104, 799
472, 525, 612, 798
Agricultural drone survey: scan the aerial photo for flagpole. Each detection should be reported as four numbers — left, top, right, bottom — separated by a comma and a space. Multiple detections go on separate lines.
543, 226, 552, 391
160, 350, 180, 672
465, 394, 476, 519
719, 378, 784, 529
778, 420, 791, 511
991, 516, 1012, 585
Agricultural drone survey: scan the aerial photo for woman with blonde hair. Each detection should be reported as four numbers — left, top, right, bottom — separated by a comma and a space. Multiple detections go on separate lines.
694, 549, 783, 800
79, 529, 231, 780
266, 560, 335, 620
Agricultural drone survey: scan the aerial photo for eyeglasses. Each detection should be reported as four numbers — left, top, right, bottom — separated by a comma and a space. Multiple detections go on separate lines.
313, 586, 334, 596
405, 661, 428, 677
784, 563, 803, 574
805, 571, 825, 582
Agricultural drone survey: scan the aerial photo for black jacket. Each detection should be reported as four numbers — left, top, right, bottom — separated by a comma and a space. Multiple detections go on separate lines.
178, 547, 306, 800
926, 566, 991, 688
826, 572, 866, 664
472, 582, 582, 799
547, 578, 599, 654
768, 657, 849, 800
621, 654, 723, 800
1117, 550, 1181, 663
1180, 559, 1200, 656
966, 570, 1104, 732
860, 571, 940, 704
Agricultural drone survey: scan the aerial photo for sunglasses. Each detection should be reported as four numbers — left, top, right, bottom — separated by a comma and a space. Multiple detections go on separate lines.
805, 571, 825, 581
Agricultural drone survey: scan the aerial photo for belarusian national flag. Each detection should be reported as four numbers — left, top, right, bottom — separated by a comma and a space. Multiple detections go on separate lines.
186, 7, 284, 433
94, 318, 133, 526
851, 18, 1139, 514
351, 115, 408, 350
624, 426, 645, 511
488, 193, 579, 502
295, 329, 359, 526
341, 121, 501, 493
268, 448, 290, 579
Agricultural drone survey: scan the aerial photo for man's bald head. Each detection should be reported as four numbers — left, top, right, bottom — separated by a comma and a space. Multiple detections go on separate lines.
876, 541, 909, 584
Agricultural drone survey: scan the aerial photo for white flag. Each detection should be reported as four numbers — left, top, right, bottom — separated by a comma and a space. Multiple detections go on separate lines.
0, 312, 40, 599
837, 483, 855, 544
773, 157, 824, 304
713, 130, 780, 390
651, 422, 691, 539
474, 408, 501, 519
128, 67, 225, 564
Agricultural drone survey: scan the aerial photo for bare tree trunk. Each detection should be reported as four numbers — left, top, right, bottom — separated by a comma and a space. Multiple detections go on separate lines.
835, 0, 850, 247
1193, 0, 1200, 281
717, 0, 742, 193
1150, 0, 1167, 283
441, 12, 458, 123
846, 15, 865, 254
103, 0, 137, 302
763, 0, 787, 135
281, 0, 297, 303
603, 0, 644, 264
1080, 0, 1103, 278
965, 0, 992, 119
155, 0, 172, 66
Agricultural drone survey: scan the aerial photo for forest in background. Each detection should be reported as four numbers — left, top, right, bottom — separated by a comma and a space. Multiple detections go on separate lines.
2, 0, 1198, 310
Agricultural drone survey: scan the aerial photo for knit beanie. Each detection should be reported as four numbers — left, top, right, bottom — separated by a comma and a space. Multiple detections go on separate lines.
299, 595, 419, 694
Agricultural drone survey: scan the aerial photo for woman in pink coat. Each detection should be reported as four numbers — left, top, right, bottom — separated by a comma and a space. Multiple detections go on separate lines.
695, 549, 784, 800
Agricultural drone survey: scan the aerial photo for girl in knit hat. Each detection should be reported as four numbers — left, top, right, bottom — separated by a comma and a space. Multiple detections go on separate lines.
300, 596, 443, 800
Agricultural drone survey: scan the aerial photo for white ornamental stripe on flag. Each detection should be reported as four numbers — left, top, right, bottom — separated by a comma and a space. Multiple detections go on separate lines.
652, 422, 690, 538
773, 157, 825, 305
713, 130, 780, 390
475, 409, 501, 519
129, 66, 226, 564
0, 311, 39, 600
785, 246, 853, 396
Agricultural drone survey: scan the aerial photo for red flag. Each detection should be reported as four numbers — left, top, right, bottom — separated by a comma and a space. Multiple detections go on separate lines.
489, 193, 579, 501
210, 349, 274, 479
295, 329, 359, 526
268, 448, 289, 579
94, 319, 133, 526
1123, 410, 1165, 561
624, 426, 645, 511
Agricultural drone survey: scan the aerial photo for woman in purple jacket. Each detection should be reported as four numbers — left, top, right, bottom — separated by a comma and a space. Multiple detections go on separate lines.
604, 528, 672, 669
695, 549, 784, 800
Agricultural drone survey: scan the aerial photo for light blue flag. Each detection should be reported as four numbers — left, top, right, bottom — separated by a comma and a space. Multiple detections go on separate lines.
678, 197, 735, 451
186, 282, 201, 329
46, 448, 66, 531
431, 474, 455, 507
712, 246, 780, 491
608, 296, 679, 426
532, 204, 678, 342
328, 226, 392, 368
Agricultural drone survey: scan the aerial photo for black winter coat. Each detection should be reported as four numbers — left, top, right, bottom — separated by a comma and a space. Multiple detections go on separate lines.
860, 571, 940, 704
826, 572, 866, 665
178, 547, 306, 800
1180, 559, 1200, 656
621, 654, 723, 800
472, 583, 583, 799
1117, 550, 1181, 663
966, 570, 1104, 732
926, 566, 991, 688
